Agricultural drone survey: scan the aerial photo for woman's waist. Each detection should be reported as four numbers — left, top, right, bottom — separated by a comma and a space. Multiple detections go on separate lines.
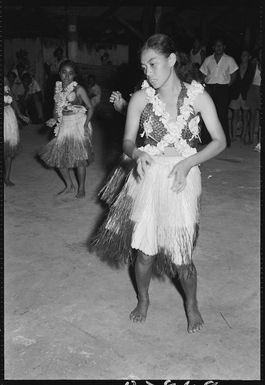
159, 147, 183, 157
4, 104, 14, 110
138, 143, 197, 158
62, 105, 86, 115
62, 109, 86, 119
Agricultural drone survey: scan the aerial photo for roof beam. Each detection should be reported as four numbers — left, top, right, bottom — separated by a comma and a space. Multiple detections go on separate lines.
114, 14, 144, 41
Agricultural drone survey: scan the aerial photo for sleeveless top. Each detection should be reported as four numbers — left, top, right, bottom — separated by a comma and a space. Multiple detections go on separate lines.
53, 81, 87, 136
138, 80, 204, 157
190, 48, 204, 66
54, 81, 85, 114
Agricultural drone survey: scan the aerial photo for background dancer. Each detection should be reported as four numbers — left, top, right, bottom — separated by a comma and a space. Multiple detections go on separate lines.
39, 60, 94, 198
4, 77, 29, 186
94, 34, 226, 333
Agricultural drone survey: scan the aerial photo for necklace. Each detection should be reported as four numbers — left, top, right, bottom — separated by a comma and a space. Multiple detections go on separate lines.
139, 80, 204, 157
53, 81, 78, 135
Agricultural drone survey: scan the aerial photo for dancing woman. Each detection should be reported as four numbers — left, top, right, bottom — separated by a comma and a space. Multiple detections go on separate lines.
4, 77, 29, 186
40, 60, 94, 198
94, 34, 226, 333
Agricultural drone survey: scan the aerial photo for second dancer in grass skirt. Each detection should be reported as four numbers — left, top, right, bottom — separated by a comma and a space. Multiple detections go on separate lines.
39, 60, 94, 198
4, 77, 29, 186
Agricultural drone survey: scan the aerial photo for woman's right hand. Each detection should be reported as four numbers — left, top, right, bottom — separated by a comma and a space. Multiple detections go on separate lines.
45, 118, 57, 127
133, 149, 153, 180
109, 91, 127, 113
19, 114, 30, 124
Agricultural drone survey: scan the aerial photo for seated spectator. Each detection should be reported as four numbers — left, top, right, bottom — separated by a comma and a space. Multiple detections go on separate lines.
21, 72, 44, 123
44, 47, 66, 118
190, 38, 206, 67
6, 70, 17, 93
86, 74, 101, 110
101, 52, 112, 65
11, 63, 26, 102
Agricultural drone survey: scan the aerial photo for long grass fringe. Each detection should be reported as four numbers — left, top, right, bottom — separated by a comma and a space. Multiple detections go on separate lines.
39, 136, 94, 168
4, 142, 20, 158
99, 155, 135, 205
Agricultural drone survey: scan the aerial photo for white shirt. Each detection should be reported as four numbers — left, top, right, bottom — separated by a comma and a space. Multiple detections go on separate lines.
200, 53, 238, 84
252, 64, 261, 86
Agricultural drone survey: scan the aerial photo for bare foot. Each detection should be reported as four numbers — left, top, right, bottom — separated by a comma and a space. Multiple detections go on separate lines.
57, 186, 75, 195
129, 297, 149, 323
186, 303, 204, 333
4, 179, 15, 186
75, 190, 85, 199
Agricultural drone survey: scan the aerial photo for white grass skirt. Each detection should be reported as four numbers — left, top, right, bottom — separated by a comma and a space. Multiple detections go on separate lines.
94, 155, 201, 277
4, 105, 20, 158
39, 111, 94, 168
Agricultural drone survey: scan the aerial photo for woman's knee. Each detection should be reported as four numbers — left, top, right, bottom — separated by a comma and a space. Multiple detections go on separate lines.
137, 251, 154, 265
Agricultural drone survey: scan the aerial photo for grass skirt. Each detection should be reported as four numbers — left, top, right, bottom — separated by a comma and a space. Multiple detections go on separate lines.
94, 155, 201, 277
39, 112, 94, 168
4, 105, 20, 158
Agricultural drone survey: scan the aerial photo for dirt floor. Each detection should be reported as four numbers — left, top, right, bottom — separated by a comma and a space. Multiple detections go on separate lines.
4, 110, 260, 380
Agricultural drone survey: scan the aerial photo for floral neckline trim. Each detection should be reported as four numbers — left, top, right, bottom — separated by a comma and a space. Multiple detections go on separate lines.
138, 80, 204, 157
53, 81, 86, 136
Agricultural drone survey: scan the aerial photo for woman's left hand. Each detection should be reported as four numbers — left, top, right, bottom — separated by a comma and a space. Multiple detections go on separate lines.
168, 159, 191, 193
19, 114, 30, 124
84, 123, 92, 137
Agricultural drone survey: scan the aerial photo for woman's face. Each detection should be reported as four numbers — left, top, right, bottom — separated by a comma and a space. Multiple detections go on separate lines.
241, 51, 249, 63
59, 65, 76, 86
213, 40, 225, 56
140, 48, 174, 89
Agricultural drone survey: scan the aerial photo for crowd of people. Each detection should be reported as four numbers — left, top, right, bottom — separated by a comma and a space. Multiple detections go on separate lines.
4, 33, 261, 333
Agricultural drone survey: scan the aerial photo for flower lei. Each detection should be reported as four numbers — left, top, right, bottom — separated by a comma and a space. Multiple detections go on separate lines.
52, 81, 86, 136
4, 85, 13, 105
138, 80, 204, 157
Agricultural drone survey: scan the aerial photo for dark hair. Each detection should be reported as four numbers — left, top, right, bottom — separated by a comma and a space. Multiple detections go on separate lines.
213, 37, 226, 46
59, 60, 86, 86
141, 33, 177, 58
54, 47, 63, 56
21, 72, 32, 81
175, 51, 204, 84
7, 70, 16, 78
59, 59, 78, 74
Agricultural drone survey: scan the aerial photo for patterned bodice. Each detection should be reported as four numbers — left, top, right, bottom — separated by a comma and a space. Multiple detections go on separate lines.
53, 81, 86, 136
138, 80, 204, 157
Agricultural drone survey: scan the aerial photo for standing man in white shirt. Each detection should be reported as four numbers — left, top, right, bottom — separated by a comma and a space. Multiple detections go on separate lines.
200, 38, 238, 147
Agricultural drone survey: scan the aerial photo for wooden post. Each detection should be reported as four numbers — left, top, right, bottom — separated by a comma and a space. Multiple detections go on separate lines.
154, 6, 162, 33
67, 9, 78, 62
141, 6, 155, 39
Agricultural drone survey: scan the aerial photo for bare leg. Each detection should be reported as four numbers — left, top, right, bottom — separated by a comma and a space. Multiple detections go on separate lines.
248, 108, 257, 144
4, 157, 15, 186
256, 111, 260, 144
178, 264, 204, 333
241, 109, 249, 142
251, 109, 259, 144
57, 168, 75, 195
75, 166, 86, 198
130, 251, 153, 322
231, 109, 238, 141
